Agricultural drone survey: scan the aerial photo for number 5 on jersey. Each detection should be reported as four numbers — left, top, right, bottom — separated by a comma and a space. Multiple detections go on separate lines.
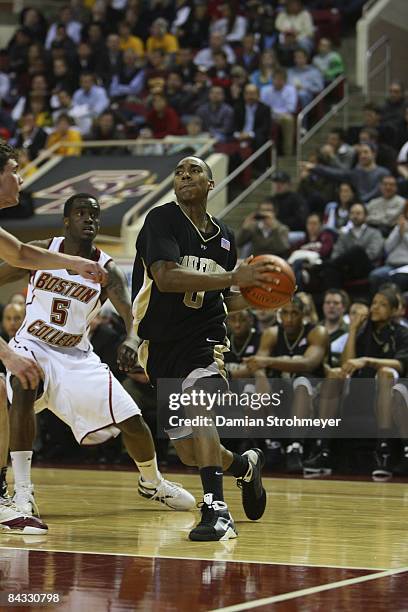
51, 298, 71, 326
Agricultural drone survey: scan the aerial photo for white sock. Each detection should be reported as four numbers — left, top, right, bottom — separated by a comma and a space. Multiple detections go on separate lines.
10, 451, 33, 489
135, 455, 162, 486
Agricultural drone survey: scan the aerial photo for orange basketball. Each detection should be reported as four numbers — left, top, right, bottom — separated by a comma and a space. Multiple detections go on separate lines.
241, 255, 296, 310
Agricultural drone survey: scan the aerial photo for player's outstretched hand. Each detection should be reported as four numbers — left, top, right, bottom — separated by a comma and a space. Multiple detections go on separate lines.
117, 337, 140, 373
232, 256, 280, 290
73, 259, 108, 285
3, 351, 41, 390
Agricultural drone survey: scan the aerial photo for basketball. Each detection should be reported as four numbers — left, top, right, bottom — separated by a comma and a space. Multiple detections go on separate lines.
241, 255, 296, 310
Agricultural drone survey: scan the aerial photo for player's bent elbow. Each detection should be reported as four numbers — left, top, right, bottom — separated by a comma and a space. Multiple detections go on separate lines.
376, 366, 399, 381
151, 269, 171, 293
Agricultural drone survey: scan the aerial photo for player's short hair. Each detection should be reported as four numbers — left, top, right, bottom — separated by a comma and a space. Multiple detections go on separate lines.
289, 295, 305, 312
63, 193, 99, 217
180, 157, 213, 180
0, 140, 17, 173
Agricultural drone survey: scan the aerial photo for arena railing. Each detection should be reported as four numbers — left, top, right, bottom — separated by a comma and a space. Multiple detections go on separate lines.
215, 140, 277, 221
296, 75, 349, 178
362, 0, 382, 16
24, 136, 216, 245
365, 34, 391, 97
25, 137, 275, 246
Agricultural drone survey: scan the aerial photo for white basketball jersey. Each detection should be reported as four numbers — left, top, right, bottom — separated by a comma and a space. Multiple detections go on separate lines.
16, 237, 112, 352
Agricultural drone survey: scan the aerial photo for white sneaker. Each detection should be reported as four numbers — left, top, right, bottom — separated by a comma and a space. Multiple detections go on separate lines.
138, 477, 196, 511
13, 484, 40, 517
0, 498, 48, 535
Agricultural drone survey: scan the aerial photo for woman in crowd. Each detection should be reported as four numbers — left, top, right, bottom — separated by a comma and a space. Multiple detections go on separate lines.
323, 182, 358, 231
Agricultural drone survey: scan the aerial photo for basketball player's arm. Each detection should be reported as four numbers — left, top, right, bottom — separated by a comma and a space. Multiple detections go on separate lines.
0, 240, 51, 285
224, 289, 253, 312
340, 311, 368, 366
248, 327, 279, 393
0, 229, 107, 283
104, 261, 141, 373
150, 258, 279, 293
0, 337, 41, 390
245, 327, 328, 374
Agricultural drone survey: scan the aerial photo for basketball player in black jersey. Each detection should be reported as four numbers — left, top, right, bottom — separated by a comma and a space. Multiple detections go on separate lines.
130, 156, 278, 541
224, 310, 261, 378
244, 296, 329, 473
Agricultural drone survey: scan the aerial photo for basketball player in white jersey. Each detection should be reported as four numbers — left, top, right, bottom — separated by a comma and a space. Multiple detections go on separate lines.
0, 192, 195, 534
0, 141, 108, 534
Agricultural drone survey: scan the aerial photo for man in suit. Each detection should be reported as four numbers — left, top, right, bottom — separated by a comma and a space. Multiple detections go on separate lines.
233, 83, 272, 171
233, 83, 271, 151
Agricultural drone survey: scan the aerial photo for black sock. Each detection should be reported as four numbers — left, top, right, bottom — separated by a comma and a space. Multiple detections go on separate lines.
199, 466, 224, 502
226, 452, 249, 478
0, 466, 7, 497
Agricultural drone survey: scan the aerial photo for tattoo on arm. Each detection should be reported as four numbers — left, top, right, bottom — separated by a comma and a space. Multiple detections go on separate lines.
104, 262, 133, 334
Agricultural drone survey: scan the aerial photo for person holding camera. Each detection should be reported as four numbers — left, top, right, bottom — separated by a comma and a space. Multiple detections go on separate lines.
236, 199, 290, 258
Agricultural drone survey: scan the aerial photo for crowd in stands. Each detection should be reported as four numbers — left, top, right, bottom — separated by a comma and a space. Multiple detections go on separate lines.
3, 0, 408, 481
0, 0, 358, 170
230, 72, 408, 481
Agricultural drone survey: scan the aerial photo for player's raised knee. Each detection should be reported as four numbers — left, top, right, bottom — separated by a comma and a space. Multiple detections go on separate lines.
326, 367, 344, 380
376, 367, 398, 382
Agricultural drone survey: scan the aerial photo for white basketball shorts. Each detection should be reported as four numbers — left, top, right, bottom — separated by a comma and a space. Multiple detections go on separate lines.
6, 337, 141, 445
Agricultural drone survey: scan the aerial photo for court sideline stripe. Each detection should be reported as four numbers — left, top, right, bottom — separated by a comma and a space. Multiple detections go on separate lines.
31, 483, 408, 502
210, 566, 408, 612
0, 546, 387, 571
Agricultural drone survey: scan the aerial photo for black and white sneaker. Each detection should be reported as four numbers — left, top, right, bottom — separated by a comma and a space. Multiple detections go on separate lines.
138, 477, 196, 510
286, 442, 303, 474
303, 450, 332, 477
372, 450, 392, 482
236, 449, 266, 520
189, 494, 238, 542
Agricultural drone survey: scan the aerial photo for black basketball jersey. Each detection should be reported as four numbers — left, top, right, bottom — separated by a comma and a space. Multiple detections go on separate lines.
269, 323, 325, 378
132, 202, 237, 343
224, 328, 261, 375
355, 320, 408, 378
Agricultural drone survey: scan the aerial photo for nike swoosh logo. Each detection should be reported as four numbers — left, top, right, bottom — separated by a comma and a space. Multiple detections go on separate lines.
215, 472, 223, 476
206, 338, 221, 343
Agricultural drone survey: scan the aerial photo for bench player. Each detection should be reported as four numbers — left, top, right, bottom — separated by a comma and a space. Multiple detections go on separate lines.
0, 192, 195, 533
0, 141, 107, 534
244, 297, 329, 473
130, 156, 278, 541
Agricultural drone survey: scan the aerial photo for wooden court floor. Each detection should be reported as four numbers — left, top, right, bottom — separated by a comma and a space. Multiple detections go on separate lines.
0, 467, 407, 611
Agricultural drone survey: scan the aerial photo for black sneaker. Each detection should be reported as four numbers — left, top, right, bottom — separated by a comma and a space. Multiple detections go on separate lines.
286, 443, 303, 474
393, 455, 408, 477
372, 450, 392, 481
303, 450, 332, 477
189, 494, 238, 542
236, 448, 266, 521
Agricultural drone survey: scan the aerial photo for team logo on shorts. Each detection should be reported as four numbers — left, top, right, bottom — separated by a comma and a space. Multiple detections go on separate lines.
34, 170, 158, 214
